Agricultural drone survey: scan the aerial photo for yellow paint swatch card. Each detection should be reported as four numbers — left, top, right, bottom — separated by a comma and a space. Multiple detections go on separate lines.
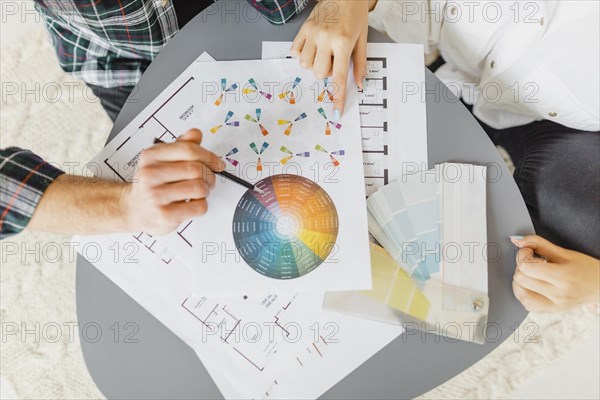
325, 243, 490, 344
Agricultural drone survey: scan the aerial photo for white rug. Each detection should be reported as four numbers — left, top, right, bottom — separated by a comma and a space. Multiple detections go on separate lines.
1, 28, 598, 400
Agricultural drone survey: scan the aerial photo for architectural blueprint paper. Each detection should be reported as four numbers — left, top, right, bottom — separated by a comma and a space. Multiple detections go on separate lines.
262, 42, 428, 196
74, 234, 326, 399
89, 52, 217, 267
75, 234, 403, 399
191, 59, 371, 295
212, 310, 403, 399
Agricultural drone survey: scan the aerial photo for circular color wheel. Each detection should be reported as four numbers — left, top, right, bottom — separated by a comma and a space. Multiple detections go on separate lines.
232, 174, 339, 279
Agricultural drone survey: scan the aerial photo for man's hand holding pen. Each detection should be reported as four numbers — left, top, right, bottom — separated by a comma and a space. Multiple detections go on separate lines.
121, 128, 225, 235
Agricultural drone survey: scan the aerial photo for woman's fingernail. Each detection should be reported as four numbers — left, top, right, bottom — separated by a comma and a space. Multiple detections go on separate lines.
509, 235, 524, 245
333, 109, 341, 121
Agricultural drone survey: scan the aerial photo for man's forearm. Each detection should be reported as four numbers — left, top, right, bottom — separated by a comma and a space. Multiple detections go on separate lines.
27, 174, 130, 235
25, 129, 225, 237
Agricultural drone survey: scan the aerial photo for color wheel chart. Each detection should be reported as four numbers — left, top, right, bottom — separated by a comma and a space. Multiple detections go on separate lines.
232, 174, 339, 280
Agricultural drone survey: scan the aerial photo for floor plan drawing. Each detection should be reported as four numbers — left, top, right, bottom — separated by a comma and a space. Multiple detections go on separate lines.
92, 55, 212, 266
181, 292, 306, 371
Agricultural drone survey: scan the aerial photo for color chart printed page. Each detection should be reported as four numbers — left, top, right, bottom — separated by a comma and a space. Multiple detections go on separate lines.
191, 58, 371, 295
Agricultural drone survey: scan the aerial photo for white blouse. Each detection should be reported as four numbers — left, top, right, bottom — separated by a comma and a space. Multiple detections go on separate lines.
369, 0, 600, 131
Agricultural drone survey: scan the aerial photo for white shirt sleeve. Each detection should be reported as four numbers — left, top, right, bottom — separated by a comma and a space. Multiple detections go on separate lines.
368, 0, 445, 59
369, 0, 600, 131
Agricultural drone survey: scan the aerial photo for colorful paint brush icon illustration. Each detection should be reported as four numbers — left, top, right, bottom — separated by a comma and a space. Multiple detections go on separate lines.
317, 78, 335, 103
315, 144, 345, 166
278, 76, 302, 104
317, 107, 342, 135
277, 112, 307, 136
242, 78, 273, 100
249, 141, 269, 171
223, 147, 239, 167
245, 108, 269, 136
210, 110, 239, 134
280, 145, 310, 165
214, 78, 239, 106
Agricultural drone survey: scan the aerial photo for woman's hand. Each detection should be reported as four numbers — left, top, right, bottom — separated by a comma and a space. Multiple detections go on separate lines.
511, 235, 600, 312
291, 0, 375, 118
121, 129, 225, 235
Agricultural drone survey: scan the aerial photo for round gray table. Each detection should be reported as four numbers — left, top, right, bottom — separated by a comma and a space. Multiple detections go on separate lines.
77, 2, 533, 398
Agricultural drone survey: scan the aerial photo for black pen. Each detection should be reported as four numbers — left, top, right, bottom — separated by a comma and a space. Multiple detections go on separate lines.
153, 138, 265, 195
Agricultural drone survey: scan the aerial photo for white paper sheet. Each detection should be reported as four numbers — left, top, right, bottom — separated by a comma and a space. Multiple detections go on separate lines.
438, 163, 488, 294
262, 42, 428, 196
190, 58, 371, 295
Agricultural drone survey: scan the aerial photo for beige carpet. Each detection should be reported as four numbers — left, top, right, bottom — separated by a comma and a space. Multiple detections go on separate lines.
1, 28, 598, 400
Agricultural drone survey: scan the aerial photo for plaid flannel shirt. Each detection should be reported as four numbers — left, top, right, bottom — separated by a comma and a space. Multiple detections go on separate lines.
0, 148, 65, 239
1, 0, 306, 239
33, 0, 307, 87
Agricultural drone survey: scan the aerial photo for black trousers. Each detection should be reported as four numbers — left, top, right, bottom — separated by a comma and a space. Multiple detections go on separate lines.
89, 84, 134, 123
89, 83, 600, 259
477, 117, 600, 259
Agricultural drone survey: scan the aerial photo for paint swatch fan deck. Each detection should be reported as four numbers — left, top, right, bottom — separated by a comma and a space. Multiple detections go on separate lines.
325, 163, 490, 344
191, 59, 371, 295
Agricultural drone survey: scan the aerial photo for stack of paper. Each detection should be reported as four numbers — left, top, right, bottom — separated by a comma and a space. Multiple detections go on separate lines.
78, 42, 429, 398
